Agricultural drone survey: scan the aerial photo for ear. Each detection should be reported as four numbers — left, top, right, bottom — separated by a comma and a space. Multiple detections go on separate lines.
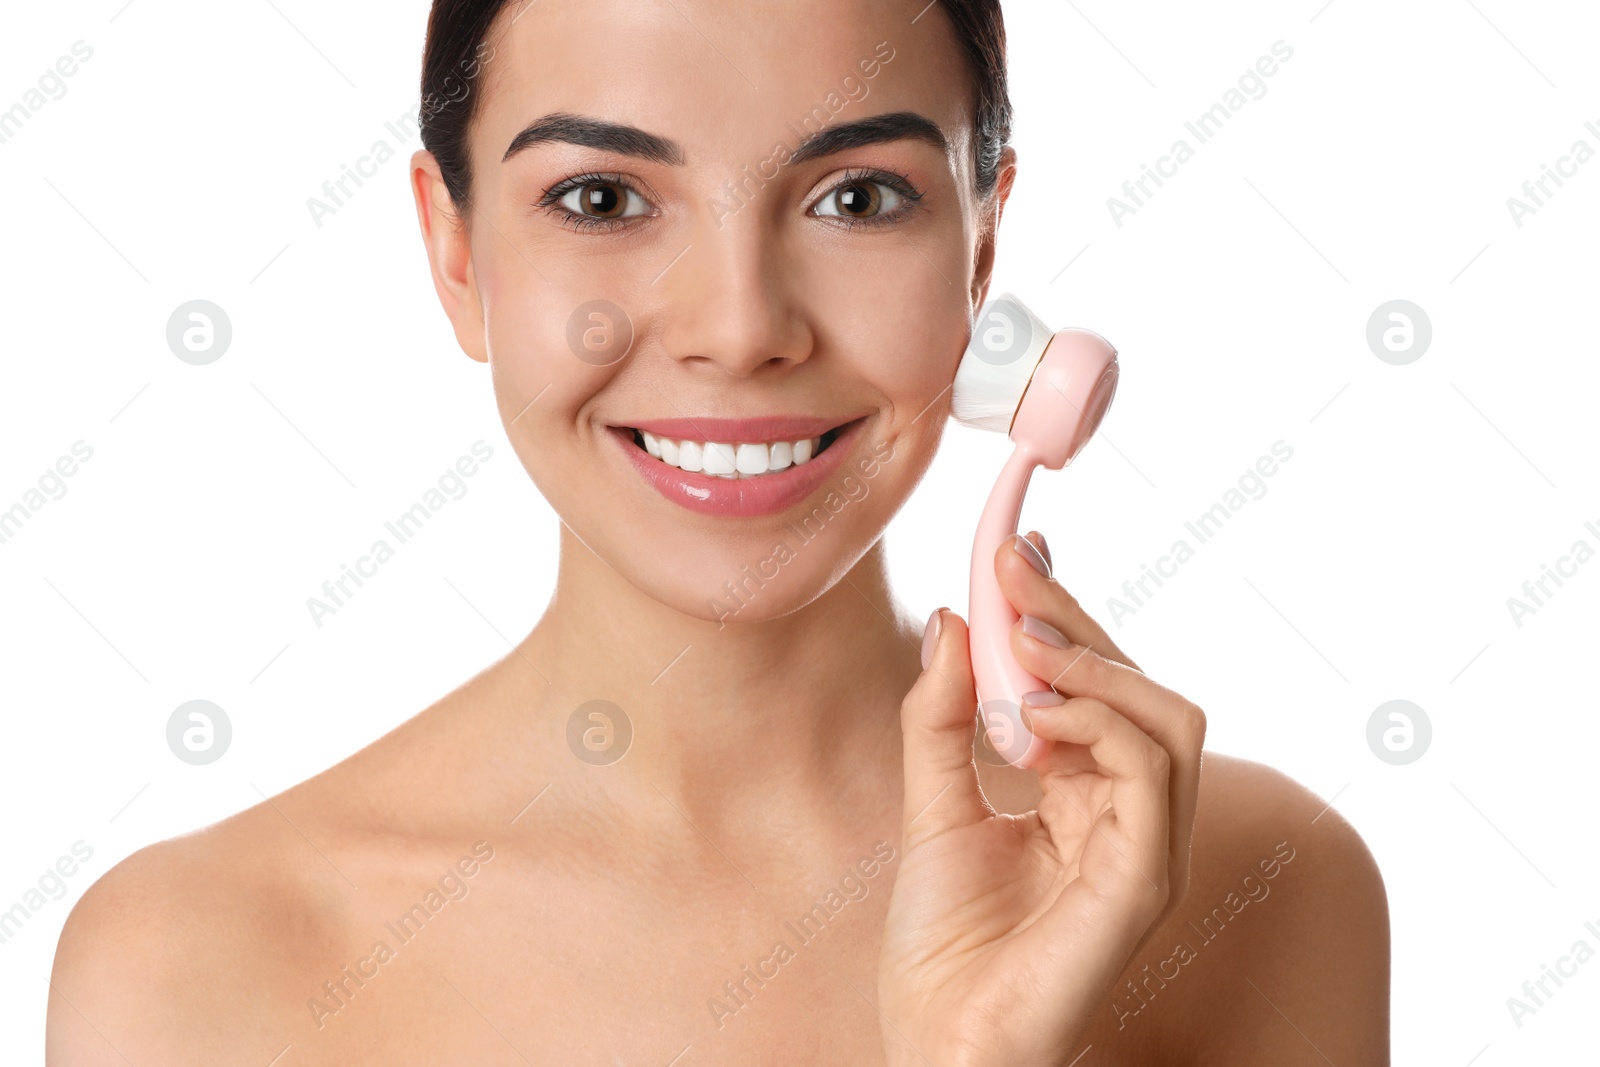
970, 144, 1019, 311
411, 149, 488, 364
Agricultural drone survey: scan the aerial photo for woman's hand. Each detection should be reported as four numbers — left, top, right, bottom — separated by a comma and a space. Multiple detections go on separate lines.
877, 531, 1206, 1067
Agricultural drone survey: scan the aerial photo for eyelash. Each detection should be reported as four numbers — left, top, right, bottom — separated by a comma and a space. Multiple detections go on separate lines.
534, 167, 925, 233
536, 171, 641, 233
824, 167, 925, 229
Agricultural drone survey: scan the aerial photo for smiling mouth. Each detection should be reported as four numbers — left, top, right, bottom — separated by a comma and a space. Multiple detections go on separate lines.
622, 418, 862, 480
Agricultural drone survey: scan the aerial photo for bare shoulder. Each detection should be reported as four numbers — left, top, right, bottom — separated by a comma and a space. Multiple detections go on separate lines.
1190, 752, 1388, 937
46, 797, 348, 1064
45, 678, 515, 1064
1124, 751, 1391, 1064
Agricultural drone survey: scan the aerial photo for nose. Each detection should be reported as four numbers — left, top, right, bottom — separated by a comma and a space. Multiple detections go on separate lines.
656, 227, 814, 378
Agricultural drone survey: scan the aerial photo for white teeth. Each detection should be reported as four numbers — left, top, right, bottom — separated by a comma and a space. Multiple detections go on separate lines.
735, 443, 768, 475
633, 430, 829, 478
702, 442, 736, 476
679, 440, 704, 473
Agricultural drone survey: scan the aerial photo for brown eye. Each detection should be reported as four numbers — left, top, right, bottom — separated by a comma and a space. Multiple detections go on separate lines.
834, 181, 882, 218
812, 175, 912, 225
577, 181, 627, 218
551, 177, 651, 225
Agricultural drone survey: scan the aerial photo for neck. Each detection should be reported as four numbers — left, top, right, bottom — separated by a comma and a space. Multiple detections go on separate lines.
514, 523, 925, 839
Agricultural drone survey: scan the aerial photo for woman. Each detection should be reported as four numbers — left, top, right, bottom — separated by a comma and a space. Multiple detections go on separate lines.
47, 1, 1389, 1062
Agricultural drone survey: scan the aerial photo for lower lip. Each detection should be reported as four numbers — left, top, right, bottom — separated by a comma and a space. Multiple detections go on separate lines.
610, 418, 868, 518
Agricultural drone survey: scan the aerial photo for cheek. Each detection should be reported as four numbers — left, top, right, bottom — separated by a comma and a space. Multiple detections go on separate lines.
794, 246, 971, 412
830, 305, 968, 444
476, 243, 635, 446
886, 307, 968, 407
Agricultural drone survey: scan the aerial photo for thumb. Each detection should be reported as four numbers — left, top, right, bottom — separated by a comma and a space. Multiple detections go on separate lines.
900, 608, 989, 842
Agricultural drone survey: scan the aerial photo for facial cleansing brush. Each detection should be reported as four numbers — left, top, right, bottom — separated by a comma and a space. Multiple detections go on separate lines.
950, 293, 1119, 769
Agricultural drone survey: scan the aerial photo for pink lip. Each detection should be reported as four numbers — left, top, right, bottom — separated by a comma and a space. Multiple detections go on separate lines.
610, 417, 869, 518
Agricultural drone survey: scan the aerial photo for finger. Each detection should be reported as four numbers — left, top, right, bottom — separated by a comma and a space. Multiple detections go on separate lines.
1023, 696, 1172, 938
998, 532, 1140, 671
1014, 630, 1206, 901
899, 609, 991, 842
1024, 696, 1170, 864
1013, 626, 1184, 743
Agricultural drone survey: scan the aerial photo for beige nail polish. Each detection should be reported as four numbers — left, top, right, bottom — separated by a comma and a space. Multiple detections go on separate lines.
1021, 614, 1070, 649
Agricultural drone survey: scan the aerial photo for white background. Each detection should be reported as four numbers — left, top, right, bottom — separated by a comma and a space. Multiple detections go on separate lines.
2, 0, 1597, 1062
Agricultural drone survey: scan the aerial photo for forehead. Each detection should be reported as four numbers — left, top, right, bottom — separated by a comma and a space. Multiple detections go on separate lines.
469, 0, 973, 171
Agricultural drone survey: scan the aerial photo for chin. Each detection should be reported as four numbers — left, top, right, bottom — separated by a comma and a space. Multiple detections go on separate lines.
632, 548, 853, 630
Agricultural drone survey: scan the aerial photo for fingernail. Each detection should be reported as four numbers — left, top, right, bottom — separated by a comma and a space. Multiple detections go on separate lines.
921, 608, 945, 670
1022, 689, 1065, 706
1030, 531, 1052, 572
1021, 614, 1070, 649
1011, 533, 1051, 578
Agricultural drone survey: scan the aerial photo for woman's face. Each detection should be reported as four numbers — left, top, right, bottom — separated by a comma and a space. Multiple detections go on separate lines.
417, 0, 1011, 624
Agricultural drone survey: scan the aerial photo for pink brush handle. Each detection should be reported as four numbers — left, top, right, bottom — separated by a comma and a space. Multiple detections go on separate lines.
968, 442, 1053, 769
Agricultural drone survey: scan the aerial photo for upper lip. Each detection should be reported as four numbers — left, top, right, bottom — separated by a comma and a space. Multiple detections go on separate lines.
615, 414, 866, 442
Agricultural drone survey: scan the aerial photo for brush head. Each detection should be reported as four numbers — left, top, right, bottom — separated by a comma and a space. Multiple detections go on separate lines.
1016, 328, 1119, 469
951, 293, 1055, 433
952, 293, 1119, 469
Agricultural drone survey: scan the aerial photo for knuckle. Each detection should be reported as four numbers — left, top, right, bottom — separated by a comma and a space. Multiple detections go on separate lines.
1041, 644, 1091, 687
1128, 733, 1170, 780
1071, 645, 1108, 683
1179, 703, 1207, 748
1170, 863, 1193, 905
1141, 872, 1172, 913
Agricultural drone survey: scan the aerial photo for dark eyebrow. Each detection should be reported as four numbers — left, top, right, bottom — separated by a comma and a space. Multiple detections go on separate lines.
788, 111, 950, 165
503, 112, 686, 165
502, 109, 949, 168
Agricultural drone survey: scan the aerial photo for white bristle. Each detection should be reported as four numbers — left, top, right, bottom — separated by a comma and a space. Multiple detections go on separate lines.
951, 293, 1055, 434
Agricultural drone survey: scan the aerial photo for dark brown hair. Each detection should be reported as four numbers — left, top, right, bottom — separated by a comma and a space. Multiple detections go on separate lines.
419, 0, 1012, 213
